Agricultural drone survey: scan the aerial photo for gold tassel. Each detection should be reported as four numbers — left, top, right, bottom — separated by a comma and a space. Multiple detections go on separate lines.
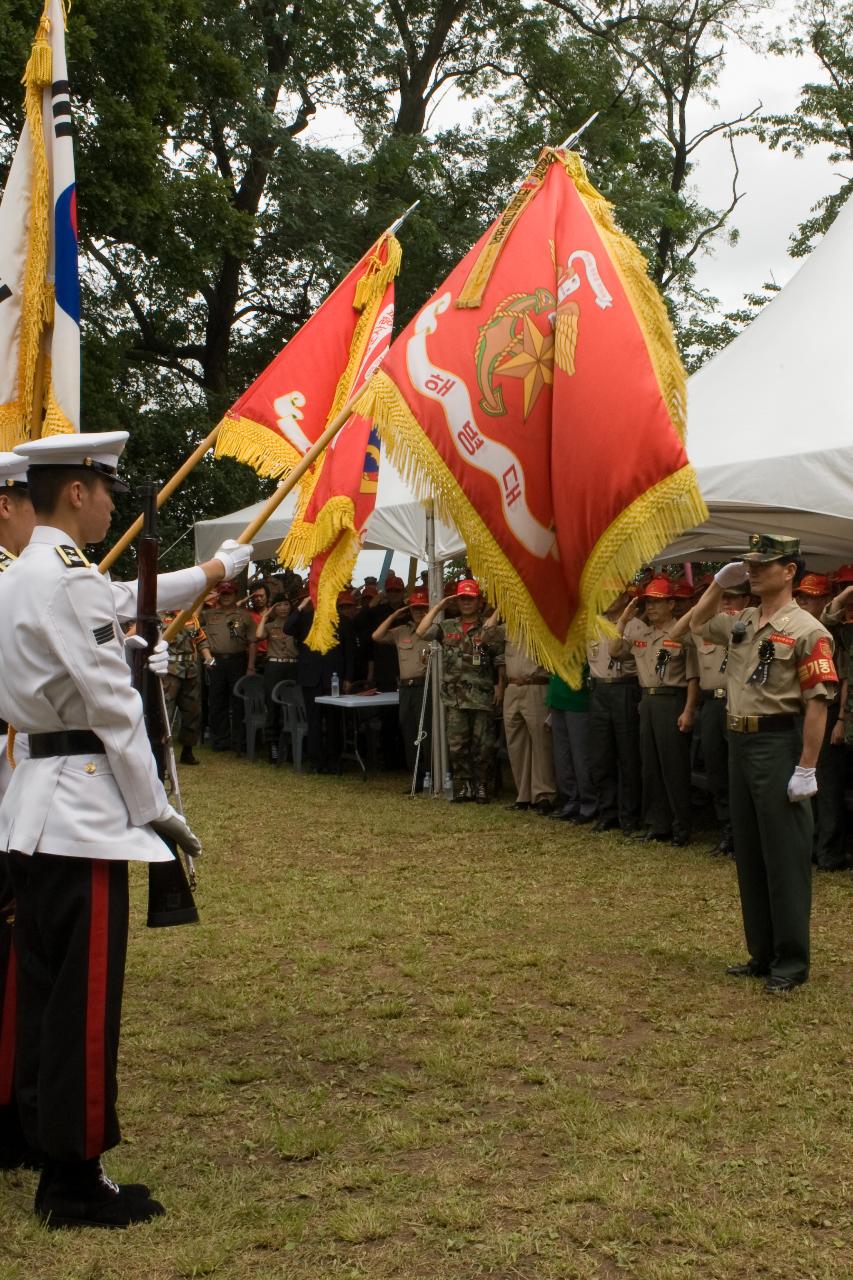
304, 527, 361, 653
6, 726, 17, 769
278, 495, 352, 570
214, 414, 302, 480
554, 308, 579, 377
22, 8, 52, 90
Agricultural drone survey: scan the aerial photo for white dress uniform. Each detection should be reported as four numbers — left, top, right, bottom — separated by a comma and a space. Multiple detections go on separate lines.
0, 525, 173, 863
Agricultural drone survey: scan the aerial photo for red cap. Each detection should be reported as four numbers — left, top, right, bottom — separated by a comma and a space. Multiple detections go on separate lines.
408, 589, 429, 608
671, 578, 694, 599
337, 590, 358, 607
796, 572, 832, 597
456, 578, 481, 598
385, 575, 405, 590
218, 581, 238, 594
640, 575, 674, 600
833, 564, 853, 584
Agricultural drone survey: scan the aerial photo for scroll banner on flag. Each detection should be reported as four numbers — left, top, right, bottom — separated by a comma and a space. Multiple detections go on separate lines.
355, 148, 707, 684
0, 0, 80, 449
214, 233, 400, 482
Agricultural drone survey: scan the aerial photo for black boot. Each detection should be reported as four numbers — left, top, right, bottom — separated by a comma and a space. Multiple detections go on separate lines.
179, 745, 199, 766
451, 782, 473, 803
474, 782, 489, 805
35, 1158, 165, 1230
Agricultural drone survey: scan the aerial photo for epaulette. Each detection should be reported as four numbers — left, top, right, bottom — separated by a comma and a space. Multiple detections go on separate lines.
55, 544, 92, 569
0, 547, 17, 572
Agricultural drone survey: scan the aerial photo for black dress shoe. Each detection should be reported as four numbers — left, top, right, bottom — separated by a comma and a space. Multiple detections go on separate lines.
505, 801, 530, 811
671, 832, 691, 847
574, 813, 595, 825
592, 818, 619, 833
725, 961, 769, 978
35, 1160, 165, 1230
631, 830, 671, 843
179, 746, 199, 765
549, 807, 579, 822
533, 799, 553, 816
763, 975, 806, 995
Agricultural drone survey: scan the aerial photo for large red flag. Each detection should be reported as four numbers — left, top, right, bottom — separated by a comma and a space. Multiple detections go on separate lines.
214, 233, 400, 479
355, 148, 707, 682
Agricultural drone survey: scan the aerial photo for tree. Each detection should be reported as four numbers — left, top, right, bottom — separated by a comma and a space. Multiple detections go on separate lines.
761, 0, 853, 256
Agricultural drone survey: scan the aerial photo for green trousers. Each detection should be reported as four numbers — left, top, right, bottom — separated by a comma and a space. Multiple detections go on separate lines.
639, 690, 692, 839
588, 681, 642, 830
728, 729, 812, 981
445, 705, 496, 787
399, 683, 431, 785
814, 703, 847, 869
698, 697, 730, 836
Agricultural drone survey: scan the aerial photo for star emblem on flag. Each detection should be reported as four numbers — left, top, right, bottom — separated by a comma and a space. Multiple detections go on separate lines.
497, 312, 555, 418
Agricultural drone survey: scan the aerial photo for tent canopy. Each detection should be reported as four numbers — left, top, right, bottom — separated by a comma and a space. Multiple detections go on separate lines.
193, 446, 464, 564
667, 192, 853, 564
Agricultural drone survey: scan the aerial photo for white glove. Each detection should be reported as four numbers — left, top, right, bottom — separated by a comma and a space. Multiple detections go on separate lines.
213, 538, 252, 580
714, 561, 749, 588
151, 804, 202, 855
787, 766, 817, 802
124, 634, 169, 675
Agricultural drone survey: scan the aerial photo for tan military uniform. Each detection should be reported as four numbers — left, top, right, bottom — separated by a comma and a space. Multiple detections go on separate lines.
503, 637, 555, 805
264, 619, 298, 663
376, 623, 430, 781
201, 606, 256, 655
376, 623, 428, 683
699, 601, 837, 982
588, 630, 638, 680
695, 639, 728, 694
200, 606, 256, 752
617, 619, 699, 688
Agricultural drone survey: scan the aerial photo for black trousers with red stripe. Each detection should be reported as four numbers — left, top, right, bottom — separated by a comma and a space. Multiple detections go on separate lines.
9, 853, 128, 1162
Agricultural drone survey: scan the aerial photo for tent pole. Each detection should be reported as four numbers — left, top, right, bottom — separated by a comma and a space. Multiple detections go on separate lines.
425, 502, 446, 797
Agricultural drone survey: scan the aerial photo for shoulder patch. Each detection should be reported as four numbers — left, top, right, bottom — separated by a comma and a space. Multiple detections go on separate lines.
55, 543, 91, 569
92, 621, 116, 646
0, 547, 17, 571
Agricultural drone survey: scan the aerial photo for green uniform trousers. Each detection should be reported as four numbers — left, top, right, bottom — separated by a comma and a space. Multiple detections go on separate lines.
163, 672, 202, 747
445, 705, 496, 787
399, 683, 431, 785
814, 703, 847, 869
728, 728, 812, 981
639, 690, 692, 839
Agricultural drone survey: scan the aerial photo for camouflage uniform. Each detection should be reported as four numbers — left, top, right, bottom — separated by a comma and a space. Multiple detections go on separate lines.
162, 615, 205, 747
428, 616, 504, 798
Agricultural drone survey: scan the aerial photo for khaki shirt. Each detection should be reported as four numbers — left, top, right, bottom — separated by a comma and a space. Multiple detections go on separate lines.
376, 623, 428, 680
695, 639, 728, 693
615, 619, 698, 689
201, 605, 256, 656
265, 618, 298, 662
699, 602, 836, 716
587, 627, 637, 680
504, 636, 549, 682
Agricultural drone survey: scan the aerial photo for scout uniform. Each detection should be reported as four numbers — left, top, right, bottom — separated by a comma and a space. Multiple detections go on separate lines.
587, 624, 642, 832
162, 613, 208, 758
694, 592, 744, 855
0, 432, 197, 1227
700, 535, 837, 985
502, 637, 556, 812
425, 580, 504, 803
615, 577, 699, 843
262, 610, 299, 746
374, 589, 432, 787
201, 589, 256, 751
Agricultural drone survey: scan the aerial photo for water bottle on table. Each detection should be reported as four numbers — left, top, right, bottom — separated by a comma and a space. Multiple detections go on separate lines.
331, 672, 340, 698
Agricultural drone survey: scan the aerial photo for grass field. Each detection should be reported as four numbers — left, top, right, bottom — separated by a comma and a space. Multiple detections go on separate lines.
1, 750, 851, 1279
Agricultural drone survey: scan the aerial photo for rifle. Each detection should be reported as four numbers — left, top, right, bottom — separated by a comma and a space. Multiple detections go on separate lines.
131, 480, 199, 928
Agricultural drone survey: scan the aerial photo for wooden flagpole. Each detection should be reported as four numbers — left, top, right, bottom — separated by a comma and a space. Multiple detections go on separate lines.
161, 393, 361, 643
98, 423, 221, 574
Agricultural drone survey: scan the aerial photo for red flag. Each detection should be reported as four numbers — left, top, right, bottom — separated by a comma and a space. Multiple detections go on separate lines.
214, 234, 400, 478
356, 149, 707, 682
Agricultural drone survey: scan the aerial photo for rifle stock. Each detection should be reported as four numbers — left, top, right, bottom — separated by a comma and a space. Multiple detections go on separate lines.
132, 480, 199, 928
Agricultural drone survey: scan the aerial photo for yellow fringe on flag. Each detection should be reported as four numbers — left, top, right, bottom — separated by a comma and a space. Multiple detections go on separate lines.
278, 232, 401, 569
6, 726, 17, 769
356, 370, 707, 687
303, 520, 361, 653
214, 414, 302, 480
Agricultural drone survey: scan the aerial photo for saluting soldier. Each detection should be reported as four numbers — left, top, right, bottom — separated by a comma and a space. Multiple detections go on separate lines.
162, 612, 212, 766
586, 587, 642, 834
256, 597, 299, 756
201, 580, 257, 751
417, 579, 505, 803
372, 588, 432, 791
814, 569, 853, 871
691, 535, 838, 994
611, 575, 699, 845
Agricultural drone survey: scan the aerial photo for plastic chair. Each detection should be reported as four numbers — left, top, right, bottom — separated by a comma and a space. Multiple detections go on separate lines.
272, 680, 308, 771
232, 674, 267, 762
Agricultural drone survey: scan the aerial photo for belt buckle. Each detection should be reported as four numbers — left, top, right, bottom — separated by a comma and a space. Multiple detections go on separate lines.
714, 688, 726, 699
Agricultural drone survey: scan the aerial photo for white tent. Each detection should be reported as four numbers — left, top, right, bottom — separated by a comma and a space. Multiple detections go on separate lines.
665, 192, 853, 565
193, 447, 464, 564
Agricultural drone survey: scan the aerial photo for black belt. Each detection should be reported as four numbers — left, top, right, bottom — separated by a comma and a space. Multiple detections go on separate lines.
700, 688, 727, 702
268, 658, 297, 663
29, 730, 106, 758
727, 713, 796, 735
399, 677, 425, 687
641, 686, 683, 698
589, 676, 639, 688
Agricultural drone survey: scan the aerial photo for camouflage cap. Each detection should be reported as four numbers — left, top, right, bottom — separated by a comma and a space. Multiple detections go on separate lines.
741, 533, 800, 563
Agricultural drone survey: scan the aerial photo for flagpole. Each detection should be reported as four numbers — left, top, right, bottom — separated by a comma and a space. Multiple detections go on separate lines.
557, 112, 600, 151
161, 392, 362, 643
98, 423, 222, 574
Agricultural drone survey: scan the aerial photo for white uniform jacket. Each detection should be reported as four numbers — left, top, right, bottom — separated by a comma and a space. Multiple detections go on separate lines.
0, 526, 173, 862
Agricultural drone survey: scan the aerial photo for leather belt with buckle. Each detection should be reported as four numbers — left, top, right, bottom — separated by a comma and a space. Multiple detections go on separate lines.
642, 686, 682, 697
726, 713, 796, 734
701, 687, 727, 701
507, 676, 549, 686
30, 730, 106, 757
399, 678, 425, 687
589, 677, 639, 688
